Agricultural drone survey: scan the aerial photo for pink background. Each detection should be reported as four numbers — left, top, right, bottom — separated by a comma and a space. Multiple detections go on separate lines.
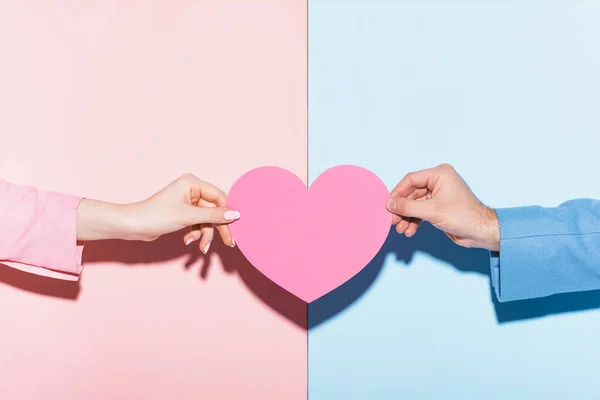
0, 1, 307, 398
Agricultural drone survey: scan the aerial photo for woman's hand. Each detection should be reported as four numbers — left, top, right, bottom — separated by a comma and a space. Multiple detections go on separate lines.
76, 174, 240, 253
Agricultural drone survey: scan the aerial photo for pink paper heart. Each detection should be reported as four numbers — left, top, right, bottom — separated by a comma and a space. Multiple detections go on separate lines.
227, 165, 391, 303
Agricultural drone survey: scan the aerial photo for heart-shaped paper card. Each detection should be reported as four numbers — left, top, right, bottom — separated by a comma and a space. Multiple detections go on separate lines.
227, 165, 391, 303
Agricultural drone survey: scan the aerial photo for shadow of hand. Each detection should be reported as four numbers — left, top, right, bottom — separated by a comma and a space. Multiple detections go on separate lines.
4, 223, 599, 330
309, 222, 600, 329
85, 231, 308, 329
0, 263, 80, 299
84, 232, 307, 329
0, 230, 307, 330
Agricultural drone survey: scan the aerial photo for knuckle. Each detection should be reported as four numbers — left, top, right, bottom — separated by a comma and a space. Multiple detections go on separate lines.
179, 173, 196, 183
438, 163, 455, 172
403, 173, 415, 185
395, 199, 408, 215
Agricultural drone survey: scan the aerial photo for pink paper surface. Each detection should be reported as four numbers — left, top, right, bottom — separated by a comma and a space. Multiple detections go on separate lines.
0, 1, 307, 399
228, 166, 392, 303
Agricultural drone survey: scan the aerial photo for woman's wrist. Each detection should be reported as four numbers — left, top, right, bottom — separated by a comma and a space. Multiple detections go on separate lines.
76, 199, 135, 241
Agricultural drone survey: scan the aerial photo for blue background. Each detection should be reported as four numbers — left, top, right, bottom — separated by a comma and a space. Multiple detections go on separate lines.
308, 1, 600, 398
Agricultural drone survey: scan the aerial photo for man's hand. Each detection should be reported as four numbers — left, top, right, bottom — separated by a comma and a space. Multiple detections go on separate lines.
386, 164, 500, 251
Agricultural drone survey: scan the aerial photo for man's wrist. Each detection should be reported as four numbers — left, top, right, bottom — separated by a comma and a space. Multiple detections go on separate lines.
481, 206, 500, 251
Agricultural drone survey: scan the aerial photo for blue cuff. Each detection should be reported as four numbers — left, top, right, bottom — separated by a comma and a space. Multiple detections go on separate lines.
490, 204, 600, 302
489, 251, 501, 300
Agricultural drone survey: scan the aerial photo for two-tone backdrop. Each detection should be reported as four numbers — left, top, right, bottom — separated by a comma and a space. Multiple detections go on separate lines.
1, 1, 599, 399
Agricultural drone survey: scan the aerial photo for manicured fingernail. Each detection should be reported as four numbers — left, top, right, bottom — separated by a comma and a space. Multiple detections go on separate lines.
203, 242, 211, 254
185, 237, 195, 246
230, 238, 236, 248
386, 198, 397, 211
224, 210, 240, 221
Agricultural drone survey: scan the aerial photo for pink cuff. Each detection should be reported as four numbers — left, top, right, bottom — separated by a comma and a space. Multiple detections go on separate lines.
0, 182, 84, 280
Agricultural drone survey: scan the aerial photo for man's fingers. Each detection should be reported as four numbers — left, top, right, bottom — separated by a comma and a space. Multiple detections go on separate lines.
390, 165, 448, 198
386, 196, 435, 221
390, 170, 432, 198
409, 187, 429, 200
396, 219, 409, 234
404, 219, 422, 237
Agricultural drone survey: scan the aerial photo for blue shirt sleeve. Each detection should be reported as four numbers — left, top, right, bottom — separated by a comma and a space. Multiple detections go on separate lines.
490, 199, 600, 302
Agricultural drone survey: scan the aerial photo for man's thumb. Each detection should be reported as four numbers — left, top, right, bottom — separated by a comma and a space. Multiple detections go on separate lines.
386, 197, 433, 220
189, 206, 241, 225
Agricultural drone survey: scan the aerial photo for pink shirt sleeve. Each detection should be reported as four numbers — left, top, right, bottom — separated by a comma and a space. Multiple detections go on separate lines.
0, 180, 84, 281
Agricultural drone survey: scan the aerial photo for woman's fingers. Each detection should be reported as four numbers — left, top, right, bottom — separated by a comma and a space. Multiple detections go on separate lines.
194, 198, 236, 250
184, 225, 202, 246
198, 223, 214, 254
195, 178, 228, 207
215, 224, 234, 247
180, 174, 228, 208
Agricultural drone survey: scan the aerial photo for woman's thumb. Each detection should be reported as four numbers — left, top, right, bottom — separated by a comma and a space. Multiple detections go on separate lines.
189, 206, 240, 225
